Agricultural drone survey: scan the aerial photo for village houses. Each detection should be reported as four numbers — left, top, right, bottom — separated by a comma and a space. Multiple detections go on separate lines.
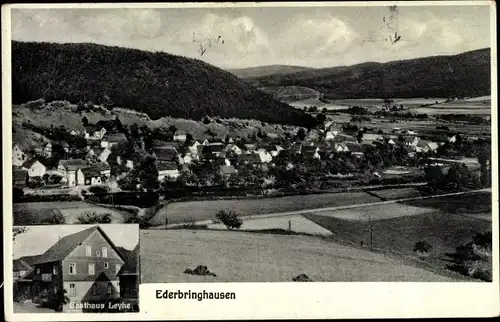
157, 161, 180, 181
12, 144, 27, 166
22, 159, 47, 179
57, 159, 88, 187
84, 125, 107, 140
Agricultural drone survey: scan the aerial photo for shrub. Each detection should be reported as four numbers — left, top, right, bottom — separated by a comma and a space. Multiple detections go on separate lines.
213, 210, 243, 230
203, 117, 211, 124
40, 211, 66, 225
88, 185, 111, 195
76, 212, 112, 224
413, 241, 432, 255
13, 187, 24, 202
125, 213, 152, 229
181, 217, 197, 229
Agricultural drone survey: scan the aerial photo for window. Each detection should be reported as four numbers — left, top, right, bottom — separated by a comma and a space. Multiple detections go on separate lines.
115, 264, 121, 274
69, 284, 76, 297
92, 283, 99, 295
107, 282, 112, 295
69, 263, 76, 275
101, 247, 107, 258
53, 264, 58, 275
36, 268, 40, 275
104, 262, 109, 269
88, 263, 95, 275
85, 245, 92, 257
96, 250, 101, 257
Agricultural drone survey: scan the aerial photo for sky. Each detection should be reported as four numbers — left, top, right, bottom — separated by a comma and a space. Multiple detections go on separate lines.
13, 224, 139, 259
10, 4, 492, 69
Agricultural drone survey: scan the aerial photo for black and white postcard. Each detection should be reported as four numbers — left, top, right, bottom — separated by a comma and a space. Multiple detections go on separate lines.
3, 2, 498, 320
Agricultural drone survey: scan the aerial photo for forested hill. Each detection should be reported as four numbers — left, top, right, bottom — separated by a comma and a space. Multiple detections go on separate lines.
245, 48, 491, 99
12, 41, 315, 127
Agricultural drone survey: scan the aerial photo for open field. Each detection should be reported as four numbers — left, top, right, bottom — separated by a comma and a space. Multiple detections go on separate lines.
368, 188, 425, 200
207, 214, 333, 235
304, 191, 492, 272
305, 210, 491, 268
148, 191, 380, 225
410, 96, 491, 115
140, 229, 462, 282
401, 191, 492, 214
312, 203, 436, 221
357, 119, 491, 136
13, 201, 132, 225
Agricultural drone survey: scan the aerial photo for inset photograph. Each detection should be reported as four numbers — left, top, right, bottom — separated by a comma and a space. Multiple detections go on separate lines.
12, 224, 139, 313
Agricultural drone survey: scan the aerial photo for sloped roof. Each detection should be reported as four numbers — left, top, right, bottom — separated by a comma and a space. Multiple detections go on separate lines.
80, 166, 102, 178
220, 165, 237, 175
427, 142, 439, 150
417, 139, 430, 147
104, 132, 128, 143
59, 159, 88, 171
244, 144, 257, 151
154, 147, 178, 161
117, 244, 139, 276
17, 254, 43, 266
32, 226, 126, 265
345, 142, 365, 153
93, 162, 111, 171
302, 146, 318, 153
13, 258, 33, 271
157, 161, 178, 171
240, 153, 261, 163
84, 125, 100, 133
202, 144, 224, 154
21, 159, 43, 169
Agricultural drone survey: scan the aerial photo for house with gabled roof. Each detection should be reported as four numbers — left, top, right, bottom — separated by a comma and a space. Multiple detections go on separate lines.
157, 161, 180, 182
239, 152, 262, 165
153, 147, 180, 163
201, 144, 224, 159
101, 133, 128, 149
12, 144, 27, 167
76, 166, 103, 186
302, 146, 321, 160
28, 226, 126, 312
86, 147, 112, 163
22, 160, 47, 179
57, 159, 88, 187
345, 142, 365, 156
224, 144, 243, 155
84, 125, 107, 140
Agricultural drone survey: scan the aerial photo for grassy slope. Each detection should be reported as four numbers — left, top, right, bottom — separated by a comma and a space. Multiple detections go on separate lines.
141, 229, 461, 282
304, 191, 492, 274
12, 104, 300, 146
247, 49, 491, 99
13, 202, 132, 224
12, 41, 315, 127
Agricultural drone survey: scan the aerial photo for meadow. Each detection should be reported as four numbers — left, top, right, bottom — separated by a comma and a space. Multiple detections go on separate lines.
207, 214, 333, 236
13, 201, 132, 225
303, 191, 492, 271
140, 229, 462, 282
148, 191, 380, 225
